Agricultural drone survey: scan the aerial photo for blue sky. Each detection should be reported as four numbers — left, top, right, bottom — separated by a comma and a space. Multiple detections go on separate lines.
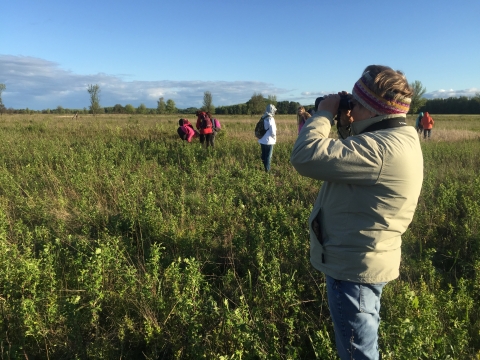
1, 0, 479, 110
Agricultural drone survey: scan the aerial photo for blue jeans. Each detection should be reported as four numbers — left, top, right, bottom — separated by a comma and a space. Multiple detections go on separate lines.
423, 129, 431, 139
260, 144, 274, 172
326, 275, 387, 360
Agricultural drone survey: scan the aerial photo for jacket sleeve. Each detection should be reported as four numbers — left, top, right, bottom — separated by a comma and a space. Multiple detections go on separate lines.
270, 118, 277, 140
290, 111, 383, 185
186, 127, 194, 142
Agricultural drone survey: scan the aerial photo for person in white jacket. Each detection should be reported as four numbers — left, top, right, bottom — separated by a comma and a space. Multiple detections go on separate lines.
291, 65, 423, 360
258, 104, 277, 172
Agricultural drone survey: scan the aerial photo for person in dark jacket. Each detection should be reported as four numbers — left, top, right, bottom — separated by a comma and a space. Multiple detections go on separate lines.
415, 111, 424, 134
206, 112, 221, 148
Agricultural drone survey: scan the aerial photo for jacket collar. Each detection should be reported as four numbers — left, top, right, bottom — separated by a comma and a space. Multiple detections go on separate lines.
351, 113, 406, 135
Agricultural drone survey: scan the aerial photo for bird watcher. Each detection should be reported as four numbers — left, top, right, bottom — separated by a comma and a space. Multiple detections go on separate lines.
291, 64, 424, 360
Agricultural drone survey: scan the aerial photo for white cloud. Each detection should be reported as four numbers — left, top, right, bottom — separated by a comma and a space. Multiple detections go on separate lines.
301, 91, 328, 97
3, 54, 477, 110
0, 55, 288, 109
424, 88, 479, 99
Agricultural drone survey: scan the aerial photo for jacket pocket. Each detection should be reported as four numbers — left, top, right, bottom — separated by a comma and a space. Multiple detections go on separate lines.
311, 210, 326, 263
311, 210, 323, 245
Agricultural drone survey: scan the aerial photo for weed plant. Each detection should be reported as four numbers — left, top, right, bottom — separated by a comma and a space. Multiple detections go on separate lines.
0, 114, 479, 359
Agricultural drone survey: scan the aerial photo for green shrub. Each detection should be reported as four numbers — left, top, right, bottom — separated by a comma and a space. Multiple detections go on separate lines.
0, 114, 478, 358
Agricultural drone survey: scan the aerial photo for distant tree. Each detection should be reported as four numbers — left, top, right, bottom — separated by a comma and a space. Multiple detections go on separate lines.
275, 100, 301, 114
239, 103, 248, 115
276, 101, 289, 114
87, 84, 101, 116
179, 107, 199, 114
216, 106, 229, 115
0, 84, 6, 116
409, 80, 427, 114
157, 97, 166, 114
471, 93, 480, 113
165, 99, 177, 114
267, 95, 277, 107
113, 104, 125, 113
248, 92, 265, 115
421, 95, 480, 114
57, 105, 65, 114
137, 103, 147, 114
125, 104, 135, 114
288, 101, 301, 114
202, 91, 215, 114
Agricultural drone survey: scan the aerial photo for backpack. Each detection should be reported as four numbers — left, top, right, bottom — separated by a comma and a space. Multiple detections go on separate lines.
254, 116, 268, 139
212, 118, 221, 132
200, 113, 212, 130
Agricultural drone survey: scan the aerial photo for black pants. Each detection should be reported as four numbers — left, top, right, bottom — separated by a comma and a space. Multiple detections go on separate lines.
200, 133, 214, 147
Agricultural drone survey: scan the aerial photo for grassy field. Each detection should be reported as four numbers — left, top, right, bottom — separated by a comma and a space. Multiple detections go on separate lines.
0, 113, 479, 359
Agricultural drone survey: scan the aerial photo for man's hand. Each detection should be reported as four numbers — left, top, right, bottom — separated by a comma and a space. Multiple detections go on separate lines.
317, 94, 340, 115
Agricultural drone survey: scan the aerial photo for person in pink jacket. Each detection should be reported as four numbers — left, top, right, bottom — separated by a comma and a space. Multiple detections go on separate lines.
421, 111, 434, 139
297, 106, 312, 134
177, 119, 198, 143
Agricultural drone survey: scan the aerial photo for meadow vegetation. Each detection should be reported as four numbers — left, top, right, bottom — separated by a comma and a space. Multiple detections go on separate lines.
0, 113, 479, 359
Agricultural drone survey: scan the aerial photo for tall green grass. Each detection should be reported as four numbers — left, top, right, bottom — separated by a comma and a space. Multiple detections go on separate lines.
0, 114, 479, 359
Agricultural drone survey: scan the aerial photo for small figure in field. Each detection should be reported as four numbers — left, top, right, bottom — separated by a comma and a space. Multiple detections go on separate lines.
297, 106, 312, 134
72, 112, 79, 120
258, 104, 277, 172
206, 112, 222, 148
177, 118, 199, 143
415, 111, 423, 134
421, 111, 434, 139
195, 111, 214, 148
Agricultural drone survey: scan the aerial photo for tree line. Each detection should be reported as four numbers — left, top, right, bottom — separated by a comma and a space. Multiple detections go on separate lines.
418, 95, 480, 114
214, 93, 303, 115
1, 82, 480, 116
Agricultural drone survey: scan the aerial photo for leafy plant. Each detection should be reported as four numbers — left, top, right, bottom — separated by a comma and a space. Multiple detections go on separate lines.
0, 114, 478, 358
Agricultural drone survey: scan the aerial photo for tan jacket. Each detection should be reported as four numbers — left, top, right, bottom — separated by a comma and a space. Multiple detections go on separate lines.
291, 111, 423, 283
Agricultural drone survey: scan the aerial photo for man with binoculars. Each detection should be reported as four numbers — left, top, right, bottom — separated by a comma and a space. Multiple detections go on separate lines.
291, 65, 423, 360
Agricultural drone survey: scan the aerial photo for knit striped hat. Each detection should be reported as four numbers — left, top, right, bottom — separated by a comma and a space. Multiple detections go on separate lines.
352, 72, 411, 115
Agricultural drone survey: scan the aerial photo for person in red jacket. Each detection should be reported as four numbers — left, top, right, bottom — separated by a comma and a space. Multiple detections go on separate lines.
421, 111, 434, 140
195, 111, 214, 148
